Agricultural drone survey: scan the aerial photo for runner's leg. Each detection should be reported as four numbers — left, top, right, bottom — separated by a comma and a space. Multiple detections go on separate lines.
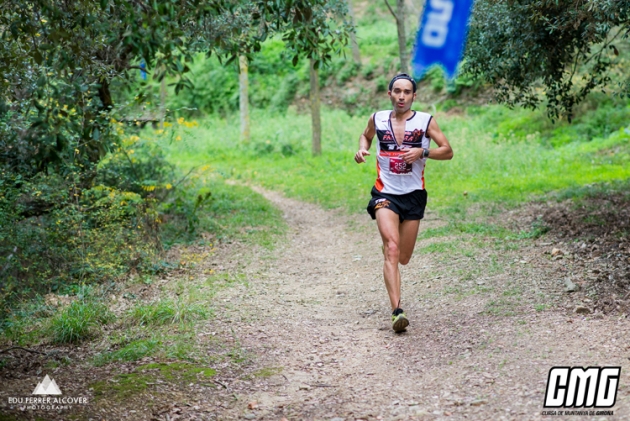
398, 219, 420, 265
375, 208, 401, 310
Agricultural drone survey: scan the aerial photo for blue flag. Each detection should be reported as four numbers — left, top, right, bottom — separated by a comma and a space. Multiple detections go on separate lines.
140, 61, 147, 81
412, 0, 475, 79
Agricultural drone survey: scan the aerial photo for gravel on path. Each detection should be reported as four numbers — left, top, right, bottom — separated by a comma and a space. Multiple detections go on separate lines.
211, 188, 630, 421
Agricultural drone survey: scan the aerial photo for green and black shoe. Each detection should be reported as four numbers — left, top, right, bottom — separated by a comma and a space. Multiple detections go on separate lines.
392, 308, 409, 332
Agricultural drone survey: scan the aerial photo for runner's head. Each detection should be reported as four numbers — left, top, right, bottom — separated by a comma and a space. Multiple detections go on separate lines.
388, 73, 417, 113
388, 73, 417, 93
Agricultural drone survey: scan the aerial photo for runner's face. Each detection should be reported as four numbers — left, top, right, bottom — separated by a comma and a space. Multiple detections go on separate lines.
388, 80, 416, 113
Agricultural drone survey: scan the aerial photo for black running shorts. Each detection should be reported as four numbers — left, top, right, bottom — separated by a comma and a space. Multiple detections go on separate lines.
366, 186, 427, 222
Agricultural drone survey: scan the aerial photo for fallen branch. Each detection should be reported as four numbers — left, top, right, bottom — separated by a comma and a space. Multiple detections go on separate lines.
310, 383, 335, 388
0, 346, 48, 356
212, 379, 228, 389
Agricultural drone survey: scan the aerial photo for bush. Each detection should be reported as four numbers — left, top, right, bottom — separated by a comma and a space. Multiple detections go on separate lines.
446, 71, 482, 96
488, 96, 630, 147
422, 67, 445, 92
270, 74, 300, 111
0, 124, 213, 319
361, 62, 377, 80
253, 140, 276, 155
96, 130, 176, 197
142, 39, 313, 116
336, 62, 360, 85
375, 76, 388, 93
0, 175, 161, 312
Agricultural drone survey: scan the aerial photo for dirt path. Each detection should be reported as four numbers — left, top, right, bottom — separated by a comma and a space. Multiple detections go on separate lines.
2, 188, 628, 421
206, 189, 630, 420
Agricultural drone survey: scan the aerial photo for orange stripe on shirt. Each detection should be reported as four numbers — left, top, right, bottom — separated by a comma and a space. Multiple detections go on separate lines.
375, 160, 384, 192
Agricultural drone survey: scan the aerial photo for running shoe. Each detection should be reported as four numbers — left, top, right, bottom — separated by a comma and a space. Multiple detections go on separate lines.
392, 308, 409, 332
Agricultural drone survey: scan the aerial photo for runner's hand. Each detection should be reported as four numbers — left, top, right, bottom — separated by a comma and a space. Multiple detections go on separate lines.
354, 149, 370, 163
401, 148, 423, 164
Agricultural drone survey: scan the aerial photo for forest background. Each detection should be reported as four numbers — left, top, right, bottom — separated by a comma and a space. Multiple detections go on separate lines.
1, 0, 629, 356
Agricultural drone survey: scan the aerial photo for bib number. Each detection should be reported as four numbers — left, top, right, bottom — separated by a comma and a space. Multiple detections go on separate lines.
389, 157, 412, 175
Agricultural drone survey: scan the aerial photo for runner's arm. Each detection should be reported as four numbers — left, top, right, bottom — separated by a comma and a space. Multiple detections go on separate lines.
425, 118, 453, 160
354, 114, 376, 164
401, 117, 453, 164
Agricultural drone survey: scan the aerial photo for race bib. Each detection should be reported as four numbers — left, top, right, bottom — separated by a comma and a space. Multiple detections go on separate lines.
389, 156, 412, 175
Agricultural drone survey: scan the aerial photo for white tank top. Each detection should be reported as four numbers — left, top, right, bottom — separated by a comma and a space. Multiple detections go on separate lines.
373, 110, 432, 194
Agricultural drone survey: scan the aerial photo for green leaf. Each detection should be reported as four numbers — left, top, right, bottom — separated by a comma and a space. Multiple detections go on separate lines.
33, 50, 43, 65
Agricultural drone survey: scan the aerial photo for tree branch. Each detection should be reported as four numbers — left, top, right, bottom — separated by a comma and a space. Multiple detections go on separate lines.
582, 27, 622, 67
1, 247, 17, 276
157, 166, 198, 203
384, 0, 399, 23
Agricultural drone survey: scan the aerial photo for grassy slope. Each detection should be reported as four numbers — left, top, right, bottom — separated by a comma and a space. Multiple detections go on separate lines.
161, 104, 630, 218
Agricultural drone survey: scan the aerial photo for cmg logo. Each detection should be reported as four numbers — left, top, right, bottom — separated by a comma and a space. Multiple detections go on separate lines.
421, 0, 454, 48
544, 367, 621, 408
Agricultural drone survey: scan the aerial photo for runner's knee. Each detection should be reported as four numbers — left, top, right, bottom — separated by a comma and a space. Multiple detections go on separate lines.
399, 254, 411, 265
384, 241, 400, 261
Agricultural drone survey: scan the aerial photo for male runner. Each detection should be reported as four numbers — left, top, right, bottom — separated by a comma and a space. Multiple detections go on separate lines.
354, 73, 453, 332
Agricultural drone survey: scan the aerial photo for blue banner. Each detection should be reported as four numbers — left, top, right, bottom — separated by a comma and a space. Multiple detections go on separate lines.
412, 0, 475, 79
140, 61, 147, 81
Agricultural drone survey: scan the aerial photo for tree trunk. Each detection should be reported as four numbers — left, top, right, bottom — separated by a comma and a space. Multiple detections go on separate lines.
385, 0, 409, 74
239, 55, 250, 144
309, 59, 321, 156
160, 77, 166, 129
396, 0, 408, 73
346, 0, 361, 66
97, 77, 114, 111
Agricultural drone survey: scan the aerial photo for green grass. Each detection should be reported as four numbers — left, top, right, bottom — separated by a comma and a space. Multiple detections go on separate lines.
252, 366, 283, 378
484, 298, 520, 317
90, 361, 216, 401
484, 96, 630, 147
92, 328, 208, 366
90, 372, 154, 399
423, 241, 457, 254
138, 361, 216, 381
93, 338, 162, 366
48, 300, 114, 344
159, 104, 630, 221
158, 173, 286, 248
0, 299, 51, 345
128, 298, 208, 327
204, 179, 286, 247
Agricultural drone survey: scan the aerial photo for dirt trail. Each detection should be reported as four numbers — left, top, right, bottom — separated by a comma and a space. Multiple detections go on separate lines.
209, 189, 630, 420
2, 188, 628, 421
